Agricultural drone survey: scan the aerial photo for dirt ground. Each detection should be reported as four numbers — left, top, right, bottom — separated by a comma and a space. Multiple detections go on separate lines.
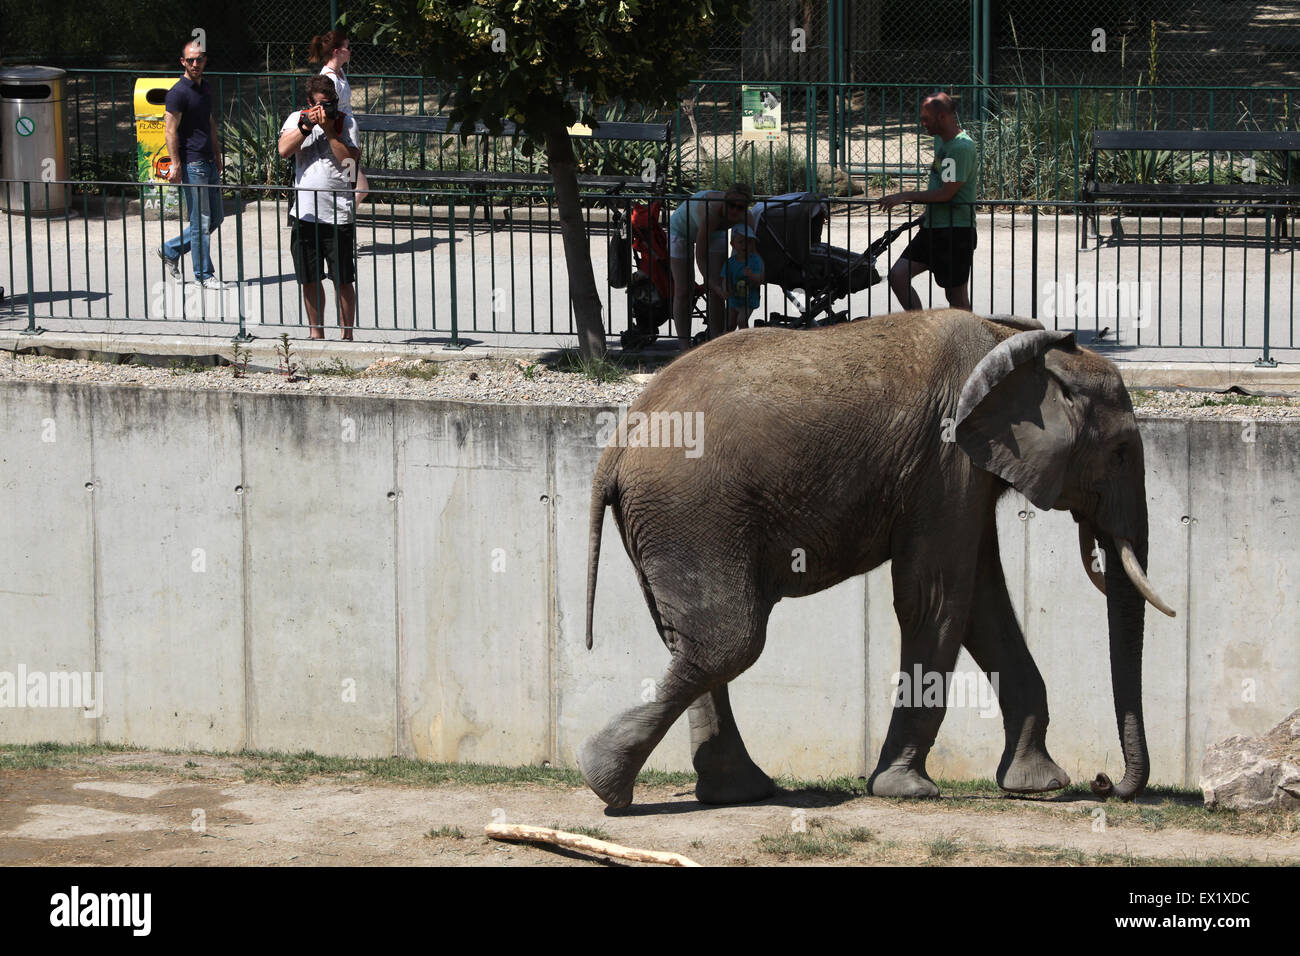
1, 752, 1296, 867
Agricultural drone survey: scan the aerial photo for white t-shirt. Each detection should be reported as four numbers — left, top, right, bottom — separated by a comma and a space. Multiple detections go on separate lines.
280, 112, 359, 224
320, 66, 352, 114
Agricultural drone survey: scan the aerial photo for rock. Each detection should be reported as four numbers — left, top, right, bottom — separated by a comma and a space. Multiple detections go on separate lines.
1200, 707, 1300, 810
815, 164, 863, 197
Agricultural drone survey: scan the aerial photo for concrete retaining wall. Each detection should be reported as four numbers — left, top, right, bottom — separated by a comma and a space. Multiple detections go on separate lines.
1, 380, 1297, 787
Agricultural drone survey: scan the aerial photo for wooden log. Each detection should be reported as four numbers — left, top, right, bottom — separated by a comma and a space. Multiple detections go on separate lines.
484, 823, 701, 867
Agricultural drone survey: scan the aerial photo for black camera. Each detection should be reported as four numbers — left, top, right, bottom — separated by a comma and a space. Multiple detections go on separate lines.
322, 100, 338, 119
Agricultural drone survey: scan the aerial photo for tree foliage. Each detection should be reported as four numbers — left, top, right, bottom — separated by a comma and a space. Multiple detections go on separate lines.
351, 0, 751, 358
352, 0, 751, 145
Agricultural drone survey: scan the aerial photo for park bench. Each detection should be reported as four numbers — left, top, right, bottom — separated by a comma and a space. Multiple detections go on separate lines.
1081, 129, 1300, 249
353, 113, 672, 219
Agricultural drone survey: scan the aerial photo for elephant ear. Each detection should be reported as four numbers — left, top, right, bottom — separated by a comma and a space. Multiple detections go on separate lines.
954, 329, 1079, 510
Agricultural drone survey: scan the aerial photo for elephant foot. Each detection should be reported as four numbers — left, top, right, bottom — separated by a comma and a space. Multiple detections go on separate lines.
998, 751, 1071, 794
577, 734, 639, 809
695, 761, 775, 805
867, 765, 941, 799
691, 722, 775, 805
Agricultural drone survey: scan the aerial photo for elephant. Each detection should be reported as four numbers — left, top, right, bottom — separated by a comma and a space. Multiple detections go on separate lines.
579, 308, 1176, 810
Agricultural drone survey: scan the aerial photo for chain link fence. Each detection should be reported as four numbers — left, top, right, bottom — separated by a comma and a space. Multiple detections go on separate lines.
995, 1, 1300, 86
0, 0, 261, 67
698, 0, 970, 84
8, 1, 1300, 88
245, 1, 420, 75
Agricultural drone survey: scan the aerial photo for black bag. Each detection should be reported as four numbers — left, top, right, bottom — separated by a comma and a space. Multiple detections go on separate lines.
608, 221, 631, 289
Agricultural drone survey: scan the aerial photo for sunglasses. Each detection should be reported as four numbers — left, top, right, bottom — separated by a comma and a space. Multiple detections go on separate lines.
183, 55, 207, 64
726, 201, 747, 211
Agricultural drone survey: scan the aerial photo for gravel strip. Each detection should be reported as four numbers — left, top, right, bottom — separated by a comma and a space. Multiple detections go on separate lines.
0, 354, 647, 407
1128, 388, 1300, 420
1, 354, 1299, 419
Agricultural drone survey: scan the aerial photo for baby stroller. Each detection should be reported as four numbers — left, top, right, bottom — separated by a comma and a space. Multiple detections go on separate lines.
752, 191, 923, 328
609, 200, 707, 350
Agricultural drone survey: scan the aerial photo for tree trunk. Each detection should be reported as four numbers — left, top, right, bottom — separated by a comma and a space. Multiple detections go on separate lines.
545, 124, 607, 359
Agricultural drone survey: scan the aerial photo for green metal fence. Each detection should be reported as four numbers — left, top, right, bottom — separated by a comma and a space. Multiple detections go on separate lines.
62, 69, 1300, 208
3, 178, 1295, 365
691, 79, 1300, 202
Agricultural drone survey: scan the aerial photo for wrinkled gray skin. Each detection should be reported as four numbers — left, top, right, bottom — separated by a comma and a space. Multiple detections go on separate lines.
581, 309, 1175, 809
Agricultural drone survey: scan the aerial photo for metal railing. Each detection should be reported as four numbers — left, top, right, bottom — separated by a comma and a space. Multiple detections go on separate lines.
2, 179, 1294, 365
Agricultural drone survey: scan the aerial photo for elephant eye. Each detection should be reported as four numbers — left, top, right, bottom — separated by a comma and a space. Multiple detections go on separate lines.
1111, 443, 1128, 466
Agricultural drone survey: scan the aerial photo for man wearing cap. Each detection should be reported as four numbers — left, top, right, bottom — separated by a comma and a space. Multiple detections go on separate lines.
157, 38, 227, 289
722, 223, 765, 332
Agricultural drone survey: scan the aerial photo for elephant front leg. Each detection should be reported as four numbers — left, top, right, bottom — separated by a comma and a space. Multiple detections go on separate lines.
868, 554, 975, 798
868, 660, 951, 798
689, 684, 775, 804
962, 529, 1070, 794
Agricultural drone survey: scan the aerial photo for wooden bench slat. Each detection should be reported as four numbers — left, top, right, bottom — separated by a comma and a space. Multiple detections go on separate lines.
354, 113, 670, 143
360, 168, 656, 189
355, 113, 504, 136
565, 121, 671, 143
354, 114, 671, 197
1090, 183, 1300, 199
1092, 130, 1300, 151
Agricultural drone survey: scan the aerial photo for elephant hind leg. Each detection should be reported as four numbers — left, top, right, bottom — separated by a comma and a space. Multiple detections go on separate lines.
690, 683, 775, 805
579, 592, 772, 810
578, 647, 706, 810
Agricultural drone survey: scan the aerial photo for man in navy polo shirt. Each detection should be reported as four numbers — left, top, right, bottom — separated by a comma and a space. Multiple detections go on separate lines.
158, 38, 228, 289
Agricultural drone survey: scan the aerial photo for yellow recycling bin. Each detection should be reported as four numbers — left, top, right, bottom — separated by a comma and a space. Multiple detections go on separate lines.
134, 78, 178, 212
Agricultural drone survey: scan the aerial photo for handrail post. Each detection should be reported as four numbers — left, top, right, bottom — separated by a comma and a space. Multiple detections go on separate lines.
444, 195, 465, 350
1256, 208, 1276, 367
233, 190, 252, 343
1030, 202, 1039, 323
21, 182, 42, 335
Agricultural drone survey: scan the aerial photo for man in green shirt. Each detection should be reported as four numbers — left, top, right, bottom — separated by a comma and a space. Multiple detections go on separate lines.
879, 92, 978, 311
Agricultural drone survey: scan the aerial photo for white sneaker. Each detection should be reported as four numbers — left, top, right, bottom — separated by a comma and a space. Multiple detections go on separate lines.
197, 276, 232, 291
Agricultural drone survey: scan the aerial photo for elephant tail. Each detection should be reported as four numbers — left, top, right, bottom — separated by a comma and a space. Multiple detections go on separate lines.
586, 463, 617, 650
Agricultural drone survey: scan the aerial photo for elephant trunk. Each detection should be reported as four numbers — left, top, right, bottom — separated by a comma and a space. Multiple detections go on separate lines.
1090, 532, 1150, 801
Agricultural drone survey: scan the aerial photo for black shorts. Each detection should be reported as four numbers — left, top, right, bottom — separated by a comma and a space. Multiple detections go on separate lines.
290, 218, 356, 285
901, 226, 977, 289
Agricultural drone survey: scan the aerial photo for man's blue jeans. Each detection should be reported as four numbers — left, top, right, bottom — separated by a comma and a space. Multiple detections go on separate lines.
163, 159, 224, 281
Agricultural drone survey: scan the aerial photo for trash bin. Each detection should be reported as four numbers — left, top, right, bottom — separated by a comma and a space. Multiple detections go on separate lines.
0, 66, 69, 212
134, 78, 179, 213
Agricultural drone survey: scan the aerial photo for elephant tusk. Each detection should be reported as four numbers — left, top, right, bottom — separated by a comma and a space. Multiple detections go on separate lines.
1116, 537, 1177, 618
1077, 521, 1107, 597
